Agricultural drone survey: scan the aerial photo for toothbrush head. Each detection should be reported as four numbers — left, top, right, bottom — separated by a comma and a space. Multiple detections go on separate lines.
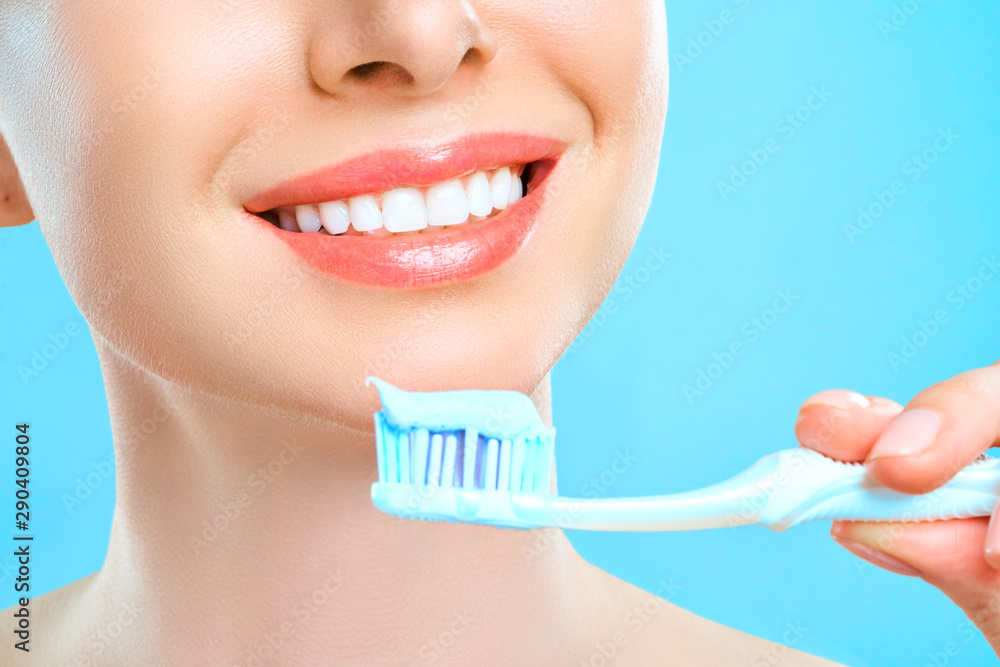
366, 377, 557, 528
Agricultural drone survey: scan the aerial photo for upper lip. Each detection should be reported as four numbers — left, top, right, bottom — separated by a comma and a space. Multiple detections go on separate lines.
243, 132, 566, 214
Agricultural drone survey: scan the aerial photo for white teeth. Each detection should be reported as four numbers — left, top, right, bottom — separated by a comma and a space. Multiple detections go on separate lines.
466, 172, 493, 217
507, 172, 523, 206
349, 194, 383, 232
272, 164, 529, 236
294, 204, 322, 233
426, 179, 470, 227
278, 208, 300, 232
319, 200, 350, 235
489, 167, 512, 211
382, 188, 428, 233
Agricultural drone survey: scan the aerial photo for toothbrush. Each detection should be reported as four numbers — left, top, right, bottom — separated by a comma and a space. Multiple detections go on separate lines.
366, 378, 1000, 532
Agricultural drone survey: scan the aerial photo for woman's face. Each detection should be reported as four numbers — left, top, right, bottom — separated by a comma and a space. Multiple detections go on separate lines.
0, 0, 667, 430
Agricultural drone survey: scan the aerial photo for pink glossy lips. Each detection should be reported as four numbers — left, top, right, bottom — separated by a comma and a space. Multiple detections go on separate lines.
243, 133, 565, 288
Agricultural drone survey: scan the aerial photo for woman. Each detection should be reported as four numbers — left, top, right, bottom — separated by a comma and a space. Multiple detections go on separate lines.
1, 1, 998, 664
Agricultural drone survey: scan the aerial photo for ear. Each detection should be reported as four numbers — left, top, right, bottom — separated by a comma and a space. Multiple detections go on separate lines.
0, 133, 35, 227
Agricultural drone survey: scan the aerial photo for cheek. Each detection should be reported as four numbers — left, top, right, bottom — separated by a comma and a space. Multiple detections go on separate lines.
1, 0, 667, 429
510, 0, 669, 318
514, 0, 668, 145
9, 3, 294, 360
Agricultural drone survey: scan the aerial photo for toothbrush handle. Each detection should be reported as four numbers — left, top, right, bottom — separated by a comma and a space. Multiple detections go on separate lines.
374, 450, 1000, 533
758, 449, 1000, 531
513, 451, 1000, 532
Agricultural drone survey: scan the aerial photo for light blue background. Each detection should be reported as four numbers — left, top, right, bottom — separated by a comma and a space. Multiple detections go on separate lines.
1, 2, 998, 664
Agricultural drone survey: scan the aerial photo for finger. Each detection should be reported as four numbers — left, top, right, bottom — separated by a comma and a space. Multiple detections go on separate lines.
832, 519, 1000, 644
794, 389, 903, 461
866, 364, 1000, 494
983, 501, 1000, 571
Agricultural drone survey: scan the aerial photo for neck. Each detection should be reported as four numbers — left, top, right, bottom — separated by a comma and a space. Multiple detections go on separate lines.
89, 338, 602, 665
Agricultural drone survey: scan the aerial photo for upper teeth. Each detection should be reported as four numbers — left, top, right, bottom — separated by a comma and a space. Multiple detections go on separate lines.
277, 165, 526, 235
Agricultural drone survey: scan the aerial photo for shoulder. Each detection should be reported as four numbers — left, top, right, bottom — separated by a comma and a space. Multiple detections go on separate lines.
582, 563, 845, 667
1, 571, 108, 666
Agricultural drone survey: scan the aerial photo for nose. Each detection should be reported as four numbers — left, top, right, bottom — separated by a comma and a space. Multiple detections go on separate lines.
309, 1, 498, 98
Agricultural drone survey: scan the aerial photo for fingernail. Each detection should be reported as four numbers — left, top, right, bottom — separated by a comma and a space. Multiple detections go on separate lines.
831, 535, 922, 577
985, 502, 1000, 569
868, 408, 941, 460
801, 389, 870, 411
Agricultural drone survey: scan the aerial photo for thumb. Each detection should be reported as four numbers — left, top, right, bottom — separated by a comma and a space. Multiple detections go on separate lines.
832, 518, 1000, 648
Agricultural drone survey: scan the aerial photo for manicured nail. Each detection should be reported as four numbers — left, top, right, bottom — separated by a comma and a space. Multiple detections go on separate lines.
831, 535, 922, 577
868, 408, 940, 460
801, 389, 870, 411
984, 501, 1000, 569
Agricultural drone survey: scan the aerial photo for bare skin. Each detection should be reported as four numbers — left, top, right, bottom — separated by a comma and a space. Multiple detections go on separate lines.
796, 373, 1000, 660
12, 356, 840, 666
0, 1, 889, 664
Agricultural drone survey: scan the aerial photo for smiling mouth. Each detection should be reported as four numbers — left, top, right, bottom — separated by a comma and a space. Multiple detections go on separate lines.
242, 133, 565, 288
257, 163, 536, 236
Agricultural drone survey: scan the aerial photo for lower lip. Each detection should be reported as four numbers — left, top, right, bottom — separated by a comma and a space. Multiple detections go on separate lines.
251, 160, 556, 289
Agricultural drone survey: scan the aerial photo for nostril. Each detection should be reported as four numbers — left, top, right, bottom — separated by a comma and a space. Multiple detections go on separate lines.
349, 61, 387, 79
460, 45, 489, 67
347, 61, 415, 87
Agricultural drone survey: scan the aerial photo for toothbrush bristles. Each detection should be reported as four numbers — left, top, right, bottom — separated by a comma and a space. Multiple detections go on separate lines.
374, 416, 554, 494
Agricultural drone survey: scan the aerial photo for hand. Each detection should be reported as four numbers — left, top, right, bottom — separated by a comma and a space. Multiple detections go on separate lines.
795, 362, 1000, 656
